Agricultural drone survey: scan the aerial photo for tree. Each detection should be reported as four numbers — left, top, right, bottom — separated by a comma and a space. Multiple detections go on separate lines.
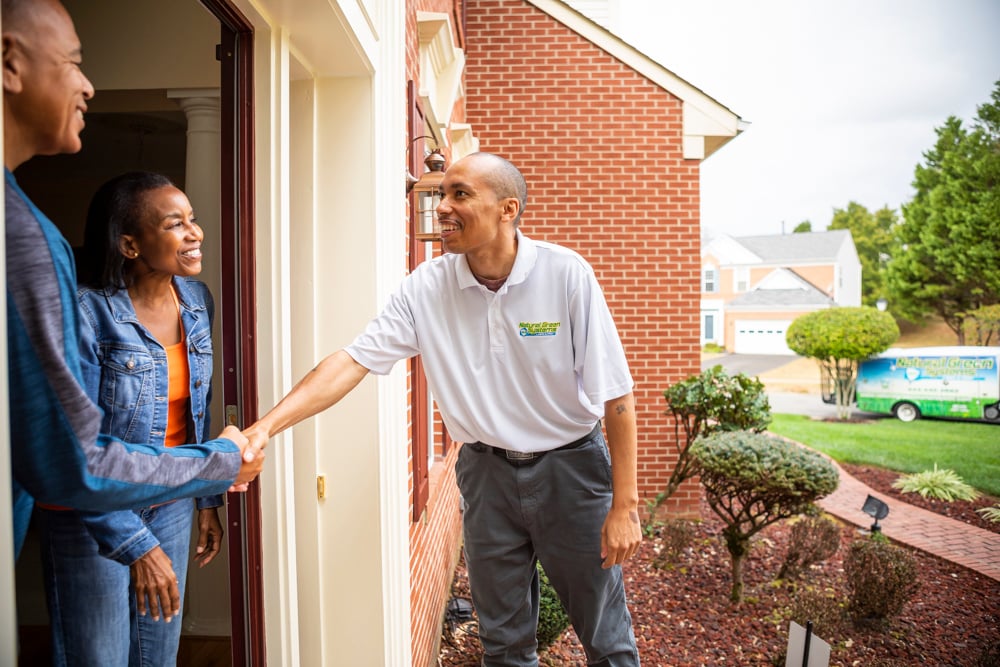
886, 80, 1000, 340
963, 304, 1000, 345
786, 307, 899, 420
644, 366, 771, 530
792, 220, 812, 233
828, 202, 898, 307
692, 431, 838, 603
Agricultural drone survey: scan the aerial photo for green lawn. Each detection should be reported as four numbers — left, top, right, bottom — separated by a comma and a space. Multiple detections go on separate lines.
768, 413, 1000, 497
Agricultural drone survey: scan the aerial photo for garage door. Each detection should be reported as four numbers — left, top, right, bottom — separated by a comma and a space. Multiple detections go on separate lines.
733, 319, 795, 355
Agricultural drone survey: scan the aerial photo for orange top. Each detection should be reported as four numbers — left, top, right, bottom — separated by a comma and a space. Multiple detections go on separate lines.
164, 287, 190, 448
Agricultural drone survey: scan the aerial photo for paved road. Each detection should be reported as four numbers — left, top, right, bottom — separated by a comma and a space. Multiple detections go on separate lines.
767, 391, 841, 419
701, 353, 862, 419
700, 353, 793, 376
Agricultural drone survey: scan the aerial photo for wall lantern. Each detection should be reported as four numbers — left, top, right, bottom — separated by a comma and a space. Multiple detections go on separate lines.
407, 147, 447, 241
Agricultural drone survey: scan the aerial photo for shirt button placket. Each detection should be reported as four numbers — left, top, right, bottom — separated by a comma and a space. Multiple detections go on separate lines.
488, 295, 504, 354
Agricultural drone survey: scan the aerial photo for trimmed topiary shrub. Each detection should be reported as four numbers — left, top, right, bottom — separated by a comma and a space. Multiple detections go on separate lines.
786, 306, 899, 420
844, 536, 920, 626
536, 563, 570, 651
646, 366, 771, 529
693, 431, 839, 602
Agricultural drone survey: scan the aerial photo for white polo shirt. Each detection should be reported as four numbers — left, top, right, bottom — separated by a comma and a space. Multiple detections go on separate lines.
345, 231, 633, 452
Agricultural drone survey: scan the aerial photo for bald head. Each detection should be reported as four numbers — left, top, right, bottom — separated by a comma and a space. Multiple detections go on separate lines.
2, 0, 66, 35
3, 0, 94, 169
459, 152, 528, 226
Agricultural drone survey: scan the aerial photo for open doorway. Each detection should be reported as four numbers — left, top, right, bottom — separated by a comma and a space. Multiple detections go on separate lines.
12, 1, 260, 664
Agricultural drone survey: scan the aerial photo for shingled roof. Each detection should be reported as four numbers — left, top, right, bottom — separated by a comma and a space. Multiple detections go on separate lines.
727, 268, 835, 308
727, 230, 854, 264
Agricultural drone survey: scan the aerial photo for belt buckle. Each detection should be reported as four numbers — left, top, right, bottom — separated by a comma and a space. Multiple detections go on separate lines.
503, 449, 537, 461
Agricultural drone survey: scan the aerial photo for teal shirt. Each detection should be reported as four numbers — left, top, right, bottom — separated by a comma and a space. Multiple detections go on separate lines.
5, 169, 240, 557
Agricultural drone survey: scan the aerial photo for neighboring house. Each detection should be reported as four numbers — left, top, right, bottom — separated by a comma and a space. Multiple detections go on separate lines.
2, 1, 740, 666
701, 230, 862, 355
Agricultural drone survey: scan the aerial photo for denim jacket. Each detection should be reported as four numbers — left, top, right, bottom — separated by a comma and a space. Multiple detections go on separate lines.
74, 277, 223, 565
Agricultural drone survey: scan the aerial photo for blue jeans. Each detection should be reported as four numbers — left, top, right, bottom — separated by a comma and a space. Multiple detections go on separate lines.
38, 500, 194, 667
456, 429, 640, 667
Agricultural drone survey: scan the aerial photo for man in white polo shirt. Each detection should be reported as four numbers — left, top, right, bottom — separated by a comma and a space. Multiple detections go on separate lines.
244, 152, 642, 666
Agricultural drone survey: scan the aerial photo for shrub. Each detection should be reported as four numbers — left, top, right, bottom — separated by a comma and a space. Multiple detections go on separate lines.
693, 431, 839, 602
892, 464, 981, 501
646, 366, 771, 530
844, 537, 919, 626
651, 518, 696, 569
777, 514, 842, 580
787, 586, 846, 640
977, 504, 1000, 523
536, 563, 570, 651
786, 307, 899, 420
975, 639, 1000, 667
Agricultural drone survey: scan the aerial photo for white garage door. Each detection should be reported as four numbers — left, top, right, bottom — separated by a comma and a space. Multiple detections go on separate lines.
734, 319, 795, 355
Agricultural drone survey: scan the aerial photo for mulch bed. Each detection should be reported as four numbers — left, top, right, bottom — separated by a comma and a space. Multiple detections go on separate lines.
438, 466, 1000, 666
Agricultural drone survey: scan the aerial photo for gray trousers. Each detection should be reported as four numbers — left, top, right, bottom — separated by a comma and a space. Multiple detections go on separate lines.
456, 428, 640, 667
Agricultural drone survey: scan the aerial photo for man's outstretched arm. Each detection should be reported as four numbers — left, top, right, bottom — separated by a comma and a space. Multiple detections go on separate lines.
243, 350, 370, 456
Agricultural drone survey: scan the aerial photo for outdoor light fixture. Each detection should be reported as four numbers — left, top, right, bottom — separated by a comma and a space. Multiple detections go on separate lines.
407, 146, 447, 242
876, 297, 889, 312
861, 494, 890, 533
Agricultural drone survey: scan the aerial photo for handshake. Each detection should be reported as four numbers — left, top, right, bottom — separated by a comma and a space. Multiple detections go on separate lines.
218, 422, 271, 492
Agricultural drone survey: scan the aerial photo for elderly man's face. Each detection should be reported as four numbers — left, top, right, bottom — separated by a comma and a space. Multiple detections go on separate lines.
5, 0, 95, 158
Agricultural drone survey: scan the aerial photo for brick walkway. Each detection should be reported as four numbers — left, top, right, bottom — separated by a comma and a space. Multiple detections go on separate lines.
818, 460, 1000, 582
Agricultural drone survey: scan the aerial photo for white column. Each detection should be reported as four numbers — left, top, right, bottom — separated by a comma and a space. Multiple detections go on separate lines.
167, 89, 230, 636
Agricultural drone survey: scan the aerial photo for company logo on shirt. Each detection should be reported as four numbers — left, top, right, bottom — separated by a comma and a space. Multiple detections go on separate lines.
519, 321, 560, 337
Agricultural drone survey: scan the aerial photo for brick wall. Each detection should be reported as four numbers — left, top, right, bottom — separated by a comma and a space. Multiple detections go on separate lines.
464, 0, 703, 516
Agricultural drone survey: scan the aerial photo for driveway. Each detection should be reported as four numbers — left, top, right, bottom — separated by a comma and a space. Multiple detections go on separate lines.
700, 353, 793, 377
701, 353, 843, 419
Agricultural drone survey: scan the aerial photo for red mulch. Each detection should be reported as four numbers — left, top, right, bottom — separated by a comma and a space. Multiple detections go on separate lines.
438, 466, 1000, 666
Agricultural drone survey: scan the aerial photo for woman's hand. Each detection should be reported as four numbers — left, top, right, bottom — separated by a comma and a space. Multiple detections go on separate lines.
195, 507, 224, 568
131, 546, 180, 622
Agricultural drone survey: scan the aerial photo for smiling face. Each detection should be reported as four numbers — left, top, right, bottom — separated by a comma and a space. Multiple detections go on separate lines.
436, 154, 521, 258
2, 0, 95, 168
123, 186, 204, 279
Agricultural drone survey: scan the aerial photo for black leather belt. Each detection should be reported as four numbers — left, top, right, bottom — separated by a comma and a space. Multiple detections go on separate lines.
476, 423, 601, 465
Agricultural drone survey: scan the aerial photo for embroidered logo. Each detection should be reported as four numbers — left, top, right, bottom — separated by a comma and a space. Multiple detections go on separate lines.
519, 321, 560, 337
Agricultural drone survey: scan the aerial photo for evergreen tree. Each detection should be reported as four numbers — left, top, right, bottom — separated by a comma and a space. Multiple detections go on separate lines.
828, 202, 898, 308
886, 80, 1000, 340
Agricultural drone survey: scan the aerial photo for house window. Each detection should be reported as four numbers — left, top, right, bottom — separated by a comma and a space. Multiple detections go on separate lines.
734, 267, 749, 292
703, 314, 715, 341
703, 266, 717, 292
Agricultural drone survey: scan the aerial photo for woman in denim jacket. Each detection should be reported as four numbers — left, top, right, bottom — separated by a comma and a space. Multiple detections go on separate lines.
37, 172, 224, 667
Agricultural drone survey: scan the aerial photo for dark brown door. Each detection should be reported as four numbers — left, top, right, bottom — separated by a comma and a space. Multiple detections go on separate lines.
199, 1, 264, 664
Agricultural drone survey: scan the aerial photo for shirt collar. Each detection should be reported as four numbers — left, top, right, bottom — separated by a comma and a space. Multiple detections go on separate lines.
456, 229, 537, 290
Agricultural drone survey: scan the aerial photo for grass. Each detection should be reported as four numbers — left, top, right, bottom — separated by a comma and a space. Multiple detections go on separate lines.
768, 413, 1000, 497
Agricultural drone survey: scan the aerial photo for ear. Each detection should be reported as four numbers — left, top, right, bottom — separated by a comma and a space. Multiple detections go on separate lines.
3, 35, 27, 95
118, 235, 139, 259
500, 197, 520, 223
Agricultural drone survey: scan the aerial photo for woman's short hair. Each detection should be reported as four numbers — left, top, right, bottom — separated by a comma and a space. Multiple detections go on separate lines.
79, 171, 175, 290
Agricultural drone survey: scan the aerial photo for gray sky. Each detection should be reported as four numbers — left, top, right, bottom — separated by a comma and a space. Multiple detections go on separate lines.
611, 0, 1000, 238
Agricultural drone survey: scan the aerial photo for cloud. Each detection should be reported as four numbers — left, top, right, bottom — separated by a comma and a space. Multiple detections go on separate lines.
608, 0, 1000, 236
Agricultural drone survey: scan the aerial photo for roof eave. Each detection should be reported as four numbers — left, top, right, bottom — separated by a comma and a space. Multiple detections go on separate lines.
525, 0, 744, 160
